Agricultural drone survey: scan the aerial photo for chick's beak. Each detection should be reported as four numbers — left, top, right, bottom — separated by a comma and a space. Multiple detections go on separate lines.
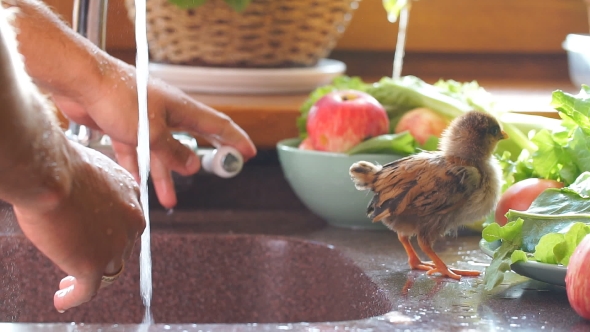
500, 130, 509, 140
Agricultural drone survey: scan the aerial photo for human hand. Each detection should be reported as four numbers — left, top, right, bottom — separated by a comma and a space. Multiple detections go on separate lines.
3, 0, 256, 208
13, 141, 146, 312
51, 59, 257, 208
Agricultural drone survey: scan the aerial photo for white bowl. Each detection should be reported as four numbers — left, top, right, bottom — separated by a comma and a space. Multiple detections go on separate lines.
562, 33, 590, 87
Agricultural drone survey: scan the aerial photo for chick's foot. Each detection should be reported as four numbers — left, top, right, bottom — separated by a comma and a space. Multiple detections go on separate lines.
398, 234, 436, 271
426, 266, 481, 280
417, 236, 481, 280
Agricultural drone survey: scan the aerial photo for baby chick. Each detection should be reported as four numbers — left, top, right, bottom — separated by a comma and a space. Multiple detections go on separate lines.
349, 110, 507, 280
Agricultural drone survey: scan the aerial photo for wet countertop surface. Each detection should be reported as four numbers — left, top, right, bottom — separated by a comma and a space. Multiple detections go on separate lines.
2, 207, 590, 332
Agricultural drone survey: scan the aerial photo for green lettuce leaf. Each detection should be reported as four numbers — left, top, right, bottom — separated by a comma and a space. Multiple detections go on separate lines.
482, 219, 524, 291
533, 233, 564, 264
550, 85, 590, 136
346, 132, 416, 155
505, 173, 590, 252
510, 250, 529, 264
504, 85, 590, 186
419, 135, 440, 151
568, 172, 590, 198
484, 172, 590, 290
567, 127, 590, 180
433, 79, 497, 113
552, 222, 590, 265
482, 218, 523, 243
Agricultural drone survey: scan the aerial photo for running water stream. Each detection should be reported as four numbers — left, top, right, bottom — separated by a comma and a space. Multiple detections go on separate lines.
392, 5, 411, 79
134, 0, 153, 324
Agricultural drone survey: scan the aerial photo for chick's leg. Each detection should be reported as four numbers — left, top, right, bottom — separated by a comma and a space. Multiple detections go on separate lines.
398, 233, 435, 271
416, 236, 480, 280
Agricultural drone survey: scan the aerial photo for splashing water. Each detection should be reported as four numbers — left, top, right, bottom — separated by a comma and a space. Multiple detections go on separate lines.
392, 5, 411, 79
134, 0, 153, 324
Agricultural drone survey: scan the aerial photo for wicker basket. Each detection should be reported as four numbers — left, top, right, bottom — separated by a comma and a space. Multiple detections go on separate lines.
124, 0, 360, 68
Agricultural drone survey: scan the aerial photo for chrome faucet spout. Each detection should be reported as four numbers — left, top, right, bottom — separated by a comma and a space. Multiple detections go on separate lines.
67, 0, 108, 146
72, 0, 108, 49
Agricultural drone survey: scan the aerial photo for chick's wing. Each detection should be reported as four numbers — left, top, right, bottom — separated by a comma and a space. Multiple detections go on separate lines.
369, 153, 481, 222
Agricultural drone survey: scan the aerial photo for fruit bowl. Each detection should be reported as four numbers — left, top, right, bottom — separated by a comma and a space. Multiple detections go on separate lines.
277, 138, 403, 230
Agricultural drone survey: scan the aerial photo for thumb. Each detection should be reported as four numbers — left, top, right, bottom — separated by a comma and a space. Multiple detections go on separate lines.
53, 276, 100, 313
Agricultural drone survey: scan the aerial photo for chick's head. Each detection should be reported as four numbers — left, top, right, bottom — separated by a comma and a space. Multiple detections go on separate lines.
439, 110, 508, 161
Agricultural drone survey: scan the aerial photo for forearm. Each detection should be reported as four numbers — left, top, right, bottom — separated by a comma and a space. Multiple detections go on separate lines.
1, 0, 106, 103
0, 9, 72, 210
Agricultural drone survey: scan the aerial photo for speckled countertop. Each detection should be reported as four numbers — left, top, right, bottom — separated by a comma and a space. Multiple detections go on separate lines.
2, 208, 589, 332
1, 151, 589, 332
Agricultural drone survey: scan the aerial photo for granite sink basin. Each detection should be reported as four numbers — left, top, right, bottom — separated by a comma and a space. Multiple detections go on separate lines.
0, 231, 392, 324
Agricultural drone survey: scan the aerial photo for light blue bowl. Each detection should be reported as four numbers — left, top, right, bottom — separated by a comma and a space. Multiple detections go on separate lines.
277, 138, 404, 230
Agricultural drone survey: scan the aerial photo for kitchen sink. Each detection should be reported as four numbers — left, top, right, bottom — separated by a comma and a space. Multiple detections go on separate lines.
0, 231, 392, 324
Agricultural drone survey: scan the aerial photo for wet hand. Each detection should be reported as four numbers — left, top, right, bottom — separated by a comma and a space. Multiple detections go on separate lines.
13, 141, 146, 312
52, 60, 257, 208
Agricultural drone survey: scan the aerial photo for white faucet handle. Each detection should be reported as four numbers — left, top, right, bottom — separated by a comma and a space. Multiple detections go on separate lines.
199, 146, 244, 179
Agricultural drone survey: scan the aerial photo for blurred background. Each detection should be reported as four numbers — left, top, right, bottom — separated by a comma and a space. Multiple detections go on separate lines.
43, 0, 589, 150
43, 0, 588, 82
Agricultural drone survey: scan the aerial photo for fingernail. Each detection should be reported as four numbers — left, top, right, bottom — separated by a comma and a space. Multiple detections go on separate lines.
57, 309, 65, 314
55, 285, 74, 298
62, 276, 75, 282
55, 289, 67, 298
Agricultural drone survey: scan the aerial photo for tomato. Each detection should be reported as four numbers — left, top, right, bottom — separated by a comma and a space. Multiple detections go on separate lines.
495, 178, 564, 226
566, 234, 590, 319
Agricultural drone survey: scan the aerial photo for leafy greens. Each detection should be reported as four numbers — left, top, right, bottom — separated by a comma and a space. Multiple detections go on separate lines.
498, 86, 590, 188
297, 75, 559, 158
482, 85, 590, 291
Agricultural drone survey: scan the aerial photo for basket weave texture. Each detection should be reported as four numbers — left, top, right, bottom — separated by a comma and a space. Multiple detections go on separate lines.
125, 0, 359, 68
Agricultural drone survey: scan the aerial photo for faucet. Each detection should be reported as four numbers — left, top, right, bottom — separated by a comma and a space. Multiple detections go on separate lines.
65, 0, 243, 178
67, 0, 107, 147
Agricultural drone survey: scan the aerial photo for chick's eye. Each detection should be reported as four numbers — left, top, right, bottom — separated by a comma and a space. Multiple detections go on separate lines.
489, 126, 500, 136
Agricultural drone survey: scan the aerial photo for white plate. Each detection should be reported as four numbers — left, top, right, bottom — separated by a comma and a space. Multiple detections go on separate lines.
149, 59, 346, 95
480, 239, 567, 287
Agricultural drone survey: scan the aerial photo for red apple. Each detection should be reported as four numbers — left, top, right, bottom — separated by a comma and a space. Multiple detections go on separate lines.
566, 234, 590, 319
394, 107, 449, 145
306, 90, 389, 153
298, 137, 315, 150
494, 178, 564, 226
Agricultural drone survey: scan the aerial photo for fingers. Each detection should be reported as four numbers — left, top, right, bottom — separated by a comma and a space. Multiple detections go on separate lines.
54, 275, 100, 313
110, 138, 181, 209
56, 238, 134, 312
149, 154, 177, 209
149, 130, 201, 177
163, 91, 257, 161
111, 141, 140, 183
55, 260, 125, 313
